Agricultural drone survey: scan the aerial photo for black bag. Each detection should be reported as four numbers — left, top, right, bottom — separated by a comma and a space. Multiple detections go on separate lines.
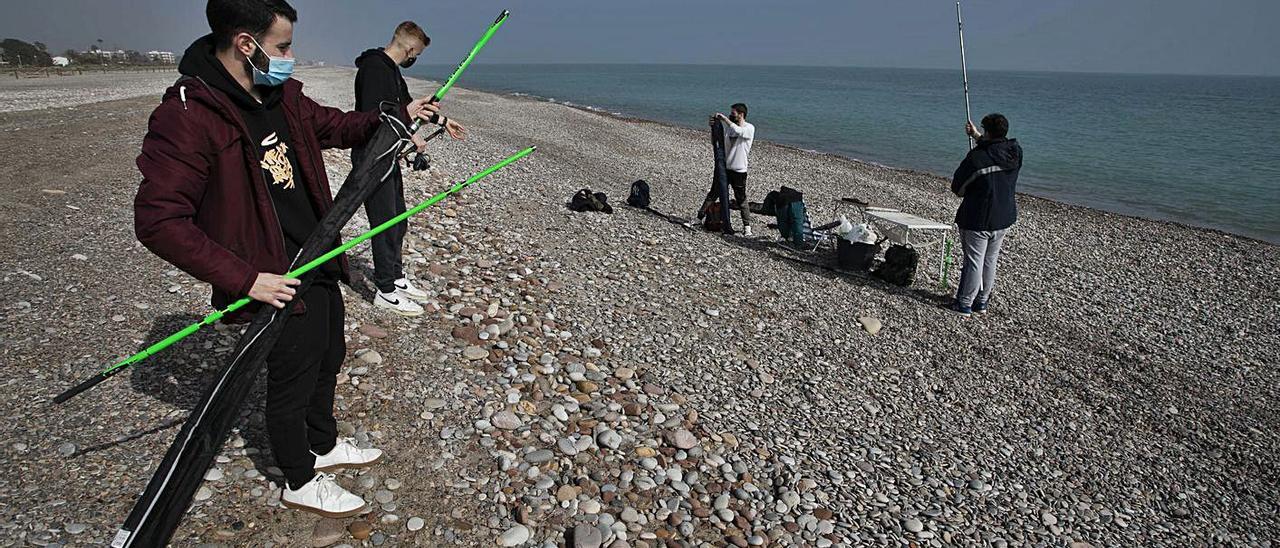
627, 179, 651, 208
569, 188, 613, 214
702, 202, 724, 232
874, 244, 918, 286
837, 238, 880, 271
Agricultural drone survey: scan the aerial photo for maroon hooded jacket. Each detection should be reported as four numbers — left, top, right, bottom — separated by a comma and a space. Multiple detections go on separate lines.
135, 38, 404, 321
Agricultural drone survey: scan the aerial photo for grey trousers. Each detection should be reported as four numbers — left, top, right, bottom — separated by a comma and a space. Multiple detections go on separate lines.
955, 228, 1009, 307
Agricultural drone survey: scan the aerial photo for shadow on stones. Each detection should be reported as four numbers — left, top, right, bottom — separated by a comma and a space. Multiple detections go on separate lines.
713, 233, 950, 308
126, 313, 280, 482
346, 255, 378, 304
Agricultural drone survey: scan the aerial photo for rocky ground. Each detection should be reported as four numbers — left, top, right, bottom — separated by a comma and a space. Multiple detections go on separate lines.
0, 67, 1277, 547
0, 69, 180, 113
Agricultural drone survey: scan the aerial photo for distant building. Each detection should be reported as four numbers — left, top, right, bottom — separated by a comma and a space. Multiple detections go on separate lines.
147, 50, 175, 64
52, 56, 70, 66
85, 49, 127, 62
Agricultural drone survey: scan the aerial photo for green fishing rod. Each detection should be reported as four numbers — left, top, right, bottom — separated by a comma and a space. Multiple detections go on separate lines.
53, 146, 536, 404
411, 9, 510, 134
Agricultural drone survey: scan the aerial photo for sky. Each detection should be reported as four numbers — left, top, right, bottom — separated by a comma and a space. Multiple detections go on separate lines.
0, 0, 1277, 76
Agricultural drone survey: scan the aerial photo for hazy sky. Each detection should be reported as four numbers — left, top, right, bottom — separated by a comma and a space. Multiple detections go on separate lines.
1, 0, 1277, 76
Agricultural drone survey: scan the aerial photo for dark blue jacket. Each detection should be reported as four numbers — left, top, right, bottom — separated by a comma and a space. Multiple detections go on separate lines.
951, 137, 1022, 231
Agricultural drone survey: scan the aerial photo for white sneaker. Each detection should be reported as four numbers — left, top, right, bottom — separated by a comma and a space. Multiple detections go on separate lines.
313, 438, 384, 472
281, 473, 367, 518
375, 290, 424, 317
744, 226, 754, 237
392, 277, 431, 302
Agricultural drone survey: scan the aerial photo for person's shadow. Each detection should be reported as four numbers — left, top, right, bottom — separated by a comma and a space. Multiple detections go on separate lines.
119, 314, 280, 481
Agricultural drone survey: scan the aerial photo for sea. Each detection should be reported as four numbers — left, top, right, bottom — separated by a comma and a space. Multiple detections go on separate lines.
411, 64, 1280, 243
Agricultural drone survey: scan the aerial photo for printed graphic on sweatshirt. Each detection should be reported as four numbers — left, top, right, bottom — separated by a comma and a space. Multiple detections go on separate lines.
259, 132, 295, 189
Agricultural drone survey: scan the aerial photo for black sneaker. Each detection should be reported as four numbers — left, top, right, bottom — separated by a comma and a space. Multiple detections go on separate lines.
948, 302, 973, 317
972, 301, 988, 314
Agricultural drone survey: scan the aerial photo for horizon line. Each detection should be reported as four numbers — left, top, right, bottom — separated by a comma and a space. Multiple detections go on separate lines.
398, 61, 1280, 79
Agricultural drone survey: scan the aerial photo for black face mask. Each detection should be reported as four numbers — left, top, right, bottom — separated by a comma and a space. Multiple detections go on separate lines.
399, 56, 416, 69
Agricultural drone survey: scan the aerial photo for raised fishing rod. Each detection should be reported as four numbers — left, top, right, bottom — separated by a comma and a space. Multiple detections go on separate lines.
957, 1, 974, 150
407, 8, 512, 156
53, 146, 536, 404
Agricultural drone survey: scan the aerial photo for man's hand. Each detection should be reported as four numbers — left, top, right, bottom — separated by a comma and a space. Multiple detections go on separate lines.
249, 273, 300, 309
444, 118, 467, 140
411, 132, 429, 153
407, 97, 440, 122
966, 120, 982, 140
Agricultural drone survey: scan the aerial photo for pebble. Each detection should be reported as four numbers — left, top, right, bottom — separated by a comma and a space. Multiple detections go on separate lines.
1042, 511, 1058, 526
57, 442, 76, 457
358, 350, 383, 365
598, 429, 623, 450
64, 523, 87, 535
665, 429, 697, 450
348, 520, 373, 540
464, 346, 490, 360
857, 316, 883, 335
491, 410, 523, 430
526, 449, 555, 463
407, 516, 425, 531
498, 524, 531, 546
359, 323, 388, 339
312, 519, 346, 547
573, 522, 604, 548
904, 518, 924, 533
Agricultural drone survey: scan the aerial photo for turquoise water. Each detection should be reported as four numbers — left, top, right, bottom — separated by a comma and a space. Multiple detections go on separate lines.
412, 64, 1280, 243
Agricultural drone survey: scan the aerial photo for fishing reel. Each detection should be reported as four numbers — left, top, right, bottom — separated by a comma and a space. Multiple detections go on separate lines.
407, 151, 432, 172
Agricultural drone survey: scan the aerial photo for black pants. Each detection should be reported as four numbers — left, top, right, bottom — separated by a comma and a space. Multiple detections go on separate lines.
702, 170, 752, 227
265, 282, 345, 489
354, 148, 406, 293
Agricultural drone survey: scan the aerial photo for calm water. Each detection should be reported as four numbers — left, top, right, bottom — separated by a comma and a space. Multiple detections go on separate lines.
412, 64, 1280, 243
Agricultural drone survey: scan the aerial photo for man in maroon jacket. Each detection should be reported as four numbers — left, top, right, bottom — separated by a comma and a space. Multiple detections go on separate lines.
134, 0, 437, 518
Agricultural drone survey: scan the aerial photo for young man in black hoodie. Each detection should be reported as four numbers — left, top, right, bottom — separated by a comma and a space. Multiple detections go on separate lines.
353, 21, 465, 317
950, 113, 1023, 316
137, 0, 438, 518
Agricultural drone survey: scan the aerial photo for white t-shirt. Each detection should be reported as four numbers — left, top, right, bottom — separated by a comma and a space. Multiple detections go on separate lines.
723, 121, 755, 173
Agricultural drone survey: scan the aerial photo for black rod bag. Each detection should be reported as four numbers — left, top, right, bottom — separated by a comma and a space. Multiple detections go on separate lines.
710, 120, 733, 234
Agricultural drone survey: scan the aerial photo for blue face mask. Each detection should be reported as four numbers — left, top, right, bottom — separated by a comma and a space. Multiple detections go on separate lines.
247, 35, 294, 87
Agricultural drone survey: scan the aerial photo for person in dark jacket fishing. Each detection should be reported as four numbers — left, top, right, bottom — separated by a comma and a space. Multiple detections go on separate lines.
949, 113, 1022, 316
134, 0, 438, 518
353, 21, 465, 317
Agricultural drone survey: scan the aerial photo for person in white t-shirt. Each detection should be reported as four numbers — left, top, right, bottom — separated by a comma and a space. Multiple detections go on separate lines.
698, 103, 756, 235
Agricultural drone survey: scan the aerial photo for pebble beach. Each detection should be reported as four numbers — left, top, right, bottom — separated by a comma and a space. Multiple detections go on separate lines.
0, 67, 1276, 547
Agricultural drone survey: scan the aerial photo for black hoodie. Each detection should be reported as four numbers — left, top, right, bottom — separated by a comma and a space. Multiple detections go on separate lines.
178, 35, 335, 278
354, 48, 412, 113
951, 137, 1023, 232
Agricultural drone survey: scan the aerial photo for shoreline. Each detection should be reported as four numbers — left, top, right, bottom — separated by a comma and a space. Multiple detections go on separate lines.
411, 73, 1279, 246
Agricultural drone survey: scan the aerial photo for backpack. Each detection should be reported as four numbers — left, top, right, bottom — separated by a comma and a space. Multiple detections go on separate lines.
627, 179, 651, 208
702, 202, 724, 232
874, 244, 918, 286
569, 188, 613, 214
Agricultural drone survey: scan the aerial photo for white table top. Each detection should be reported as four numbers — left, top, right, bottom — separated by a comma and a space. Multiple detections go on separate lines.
865, 210, 952, 231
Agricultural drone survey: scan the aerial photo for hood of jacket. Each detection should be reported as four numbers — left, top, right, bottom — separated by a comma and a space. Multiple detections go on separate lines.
179, 34, 284, 110
355, 47, 397, 72
979, 137, 1023, 171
